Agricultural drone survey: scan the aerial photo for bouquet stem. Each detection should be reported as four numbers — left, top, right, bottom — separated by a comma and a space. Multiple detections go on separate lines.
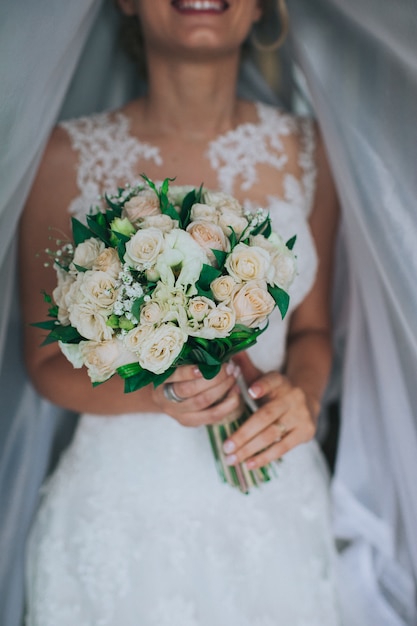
206, 374, 278, 494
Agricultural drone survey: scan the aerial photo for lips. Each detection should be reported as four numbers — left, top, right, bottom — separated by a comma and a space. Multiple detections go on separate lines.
171, 1, 230, 14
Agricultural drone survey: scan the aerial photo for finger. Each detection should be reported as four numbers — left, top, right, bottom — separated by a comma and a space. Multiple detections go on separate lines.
173, 362, 240, 404
171, 389, 242, 427
222, 402, 284, 455
247, 370, 288, 402
224, 420, 294, 465
245, 430, 301, 469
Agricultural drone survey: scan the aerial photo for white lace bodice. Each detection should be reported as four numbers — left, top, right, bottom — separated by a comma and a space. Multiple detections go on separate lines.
60, 101, 319, 372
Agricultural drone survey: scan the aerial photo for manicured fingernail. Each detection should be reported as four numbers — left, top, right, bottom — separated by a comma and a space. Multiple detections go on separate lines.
226, 362, 235, 375
248, 385, 260, 399
225, 454, 237, 465
223, 440, 235, 454
193, 367, 203, 377
246, 459, 257, 469
232, 364, 241, 378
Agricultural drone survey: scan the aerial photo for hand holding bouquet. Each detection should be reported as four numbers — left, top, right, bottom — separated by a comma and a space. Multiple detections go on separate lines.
36, 176, 297, 492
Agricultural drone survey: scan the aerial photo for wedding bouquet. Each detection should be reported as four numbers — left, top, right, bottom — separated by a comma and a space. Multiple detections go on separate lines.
36, 176, 297, 493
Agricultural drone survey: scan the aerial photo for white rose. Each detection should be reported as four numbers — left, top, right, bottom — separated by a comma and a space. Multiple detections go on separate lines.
122, 189, 161, 224
272, 251, 297, 290
70, 238, 105, 273
203, 190, 243, 215
210, 275, 237, 303
190, 203, 218, 222
186, 220, 230, 265
187, 296, 215, 322
124, 324, 154, 354
92, 248, 122, 279
203, 304, 236, 338
140, 214, 176, 233
68, 301, 113, 341
78, 271, 119, 310
124, 227, 165, 270
232, 280, 275, 328
218, 209, 249, 237
251, 233, 297, 288
138, 323, 187, 374
225, 243, 271, 283
140, 300, 167, 325
53, 269, 76, 325
80, 338, 136, 383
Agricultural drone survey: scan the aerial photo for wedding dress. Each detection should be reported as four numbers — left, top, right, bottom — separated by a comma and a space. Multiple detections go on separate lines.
25, 102, 341, 626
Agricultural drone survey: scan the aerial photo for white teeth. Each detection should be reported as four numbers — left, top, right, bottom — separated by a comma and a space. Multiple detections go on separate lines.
177, 1, 225, 11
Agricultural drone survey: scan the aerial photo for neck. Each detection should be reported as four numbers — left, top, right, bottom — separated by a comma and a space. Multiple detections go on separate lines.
140, 52, 242, 140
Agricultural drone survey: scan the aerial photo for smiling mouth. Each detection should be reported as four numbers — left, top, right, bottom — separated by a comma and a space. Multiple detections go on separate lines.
171, 1, 230, 13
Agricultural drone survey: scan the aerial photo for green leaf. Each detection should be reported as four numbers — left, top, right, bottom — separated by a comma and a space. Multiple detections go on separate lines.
71, 217, 94, 246
73, 264, 88, 273
42, 290, 52, 304
212, 248, 227, 269
268, 285, 290, 319
180, 189, 197, 227
131, 296, 145, 321
32, 320, 59, 330
228, 228, 238, 250
41, 325, 83, 346
86, 214, 111, 245
286, 235, 297, 251
197, 263, 222, 291
198, 362, 222, 379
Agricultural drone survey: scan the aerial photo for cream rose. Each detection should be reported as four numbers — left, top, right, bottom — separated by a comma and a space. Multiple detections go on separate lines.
124, 324, 154, 354
202, 304, 236, 338
218, 209, 248, 237
187, 296, 215, 322
232, 280, 275, 328
80, 338, 136, 383
203, 191, 243, 215
53, 269, 76, 325
70, 238, 105, 272
225, 243, 271, 283
210, 275, 236, 303
124, 227, 165, 270
92, 248, 122, 279
190, 203, 218, 222
140, 214, 176, 233
140, 300, 167, 325
137, 323, 187, 374
68, 301, 114, 341
186, 220, 230, 265
251, 233, 297, 288
79, 271, 119, 310
122, 190, 161, 224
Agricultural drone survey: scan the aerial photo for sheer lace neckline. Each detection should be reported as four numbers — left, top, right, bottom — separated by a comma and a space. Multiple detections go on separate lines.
60, 101, 317, 220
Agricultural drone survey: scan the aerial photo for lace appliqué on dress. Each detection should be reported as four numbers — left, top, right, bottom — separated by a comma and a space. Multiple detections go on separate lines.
60, 112, 162, 221
207, 102, 317, 216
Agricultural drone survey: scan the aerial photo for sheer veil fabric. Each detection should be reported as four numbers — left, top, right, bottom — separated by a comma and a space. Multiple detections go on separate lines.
0, 0, 416, 624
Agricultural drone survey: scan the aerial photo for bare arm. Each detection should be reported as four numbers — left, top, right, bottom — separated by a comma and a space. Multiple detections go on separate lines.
19, 127, 240, 422
223, 128, 340, 466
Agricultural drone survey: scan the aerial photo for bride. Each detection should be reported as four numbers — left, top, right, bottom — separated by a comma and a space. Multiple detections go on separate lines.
20, 0, 341, 624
